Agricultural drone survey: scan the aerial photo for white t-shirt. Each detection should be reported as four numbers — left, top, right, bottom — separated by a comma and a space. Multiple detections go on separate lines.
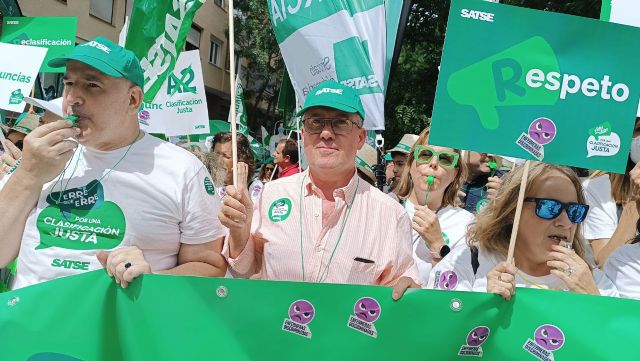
604, 243, 640, 299
428, 245, 619, 297
404, 200, 475, 286
5, 133, 225, 289
582, 175, 618, 241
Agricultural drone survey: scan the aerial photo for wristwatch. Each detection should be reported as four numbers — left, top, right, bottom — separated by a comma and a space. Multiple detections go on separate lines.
439, 244, 451, 258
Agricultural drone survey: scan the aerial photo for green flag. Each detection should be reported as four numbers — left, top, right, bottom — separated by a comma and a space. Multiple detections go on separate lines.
2, 271, 639, 360
230, 73, 265, 159
125, 0, 204, 102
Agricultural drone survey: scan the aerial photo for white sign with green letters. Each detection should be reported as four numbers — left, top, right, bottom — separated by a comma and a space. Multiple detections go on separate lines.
0, 42, 47, 113
137, 50, 209, 136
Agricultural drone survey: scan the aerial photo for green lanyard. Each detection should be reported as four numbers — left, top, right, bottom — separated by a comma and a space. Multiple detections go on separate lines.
299, 174, 359, 283
47, 131, 142, 209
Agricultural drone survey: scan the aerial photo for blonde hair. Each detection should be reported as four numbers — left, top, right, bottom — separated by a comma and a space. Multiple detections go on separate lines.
394, 127, 467, 208
468, 162, 588, 262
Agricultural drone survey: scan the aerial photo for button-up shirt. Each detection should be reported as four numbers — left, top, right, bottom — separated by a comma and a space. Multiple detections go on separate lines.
223, 169, 420, 286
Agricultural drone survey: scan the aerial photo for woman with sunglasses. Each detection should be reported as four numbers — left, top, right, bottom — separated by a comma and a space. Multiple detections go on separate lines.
428, 162, 618, 298
394, 127, 475, 286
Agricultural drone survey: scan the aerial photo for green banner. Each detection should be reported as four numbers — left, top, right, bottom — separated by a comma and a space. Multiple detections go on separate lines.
430, 0, 640, 174
2, 271, 639, 360
0, 16, 77, 73
125, 0, 204, 102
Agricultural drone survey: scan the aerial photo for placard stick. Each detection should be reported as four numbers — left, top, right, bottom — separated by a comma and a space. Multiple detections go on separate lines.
506, 160, 531, 264
228, 0, 238, 187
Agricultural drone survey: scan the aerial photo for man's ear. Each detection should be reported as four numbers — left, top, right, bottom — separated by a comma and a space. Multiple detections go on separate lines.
129, 85, 144, 114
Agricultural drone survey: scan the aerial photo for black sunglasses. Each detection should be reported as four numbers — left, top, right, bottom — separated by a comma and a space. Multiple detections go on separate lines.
524, 197, 589, 224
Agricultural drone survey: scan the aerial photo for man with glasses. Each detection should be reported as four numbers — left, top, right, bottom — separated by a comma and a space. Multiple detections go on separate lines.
219, 80, 420, 298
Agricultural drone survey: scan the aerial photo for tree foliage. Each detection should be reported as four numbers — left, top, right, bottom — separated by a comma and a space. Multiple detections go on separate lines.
234, 0, 284, 135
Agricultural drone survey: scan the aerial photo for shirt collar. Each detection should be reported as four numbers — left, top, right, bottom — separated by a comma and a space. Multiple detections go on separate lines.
281, 163, 300, 173
304, 168, 360, 205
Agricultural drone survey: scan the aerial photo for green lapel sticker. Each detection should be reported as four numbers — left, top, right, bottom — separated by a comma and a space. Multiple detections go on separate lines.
269, 198, 292, 222
204, 177, 216, 195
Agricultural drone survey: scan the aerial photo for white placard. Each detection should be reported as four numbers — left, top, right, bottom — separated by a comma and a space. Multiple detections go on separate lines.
0, 42, 47, 112
138, 50, 209, 136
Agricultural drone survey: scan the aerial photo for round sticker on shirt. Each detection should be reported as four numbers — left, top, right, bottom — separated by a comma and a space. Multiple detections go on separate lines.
438, 270, 458, 290
204, 177, 216, 195
269, 198, 292, 222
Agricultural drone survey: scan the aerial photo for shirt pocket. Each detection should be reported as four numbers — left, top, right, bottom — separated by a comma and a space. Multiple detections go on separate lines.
346, 261, 377, 285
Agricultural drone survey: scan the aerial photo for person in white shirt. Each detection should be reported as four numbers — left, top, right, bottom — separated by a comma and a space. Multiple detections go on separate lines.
393, 127, 475, 286
582, 117, 640, 267
0, 37, 227, 290
429, 162, 618, 298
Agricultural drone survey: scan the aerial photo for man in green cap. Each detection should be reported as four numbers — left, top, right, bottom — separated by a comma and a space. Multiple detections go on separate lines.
0, 37, 227, 290
219, 80, 420, 299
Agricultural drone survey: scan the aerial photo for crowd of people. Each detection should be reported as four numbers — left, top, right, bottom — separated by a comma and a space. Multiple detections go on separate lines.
1, 38, 640, 304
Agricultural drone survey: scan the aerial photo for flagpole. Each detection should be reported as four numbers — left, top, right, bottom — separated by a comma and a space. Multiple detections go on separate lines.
228, 0, 238, 187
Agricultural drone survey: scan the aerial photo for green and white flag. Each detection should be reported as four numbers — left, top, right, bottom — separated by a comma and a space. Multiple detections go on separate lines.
430, 0, 640, 174
229, 70, 266, 159
0, 42, 47, 112
138, 50, 209, 136
125, 0, 204, 103
269, 0, 403, 130
0, 17, 77, 73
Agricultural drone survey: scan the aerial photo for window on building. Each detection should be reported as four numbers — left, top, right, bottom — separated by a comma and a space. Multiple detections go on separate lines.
90, 0, 114, 24
209, 40, 222, 66
225, 50, 240, 73
214, 0, 225, 8
185, 26, 201, 51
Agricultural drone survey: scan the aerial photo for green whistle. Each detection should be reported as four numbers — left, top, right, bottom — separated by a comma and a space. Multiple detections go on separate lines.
66, 115, 79, 127
427, 176, 435, 186
488, 161, 497, 170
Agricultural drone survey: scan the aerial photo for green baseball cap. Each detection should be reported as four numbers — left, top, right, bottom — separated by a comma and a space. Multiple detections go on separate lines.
48, 36, 144, 89
296, 80, 365, 120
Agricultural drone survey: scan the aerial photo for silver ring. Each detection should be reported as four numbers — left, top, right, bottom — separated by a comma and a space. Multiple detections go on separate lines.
564, 266, 573, 276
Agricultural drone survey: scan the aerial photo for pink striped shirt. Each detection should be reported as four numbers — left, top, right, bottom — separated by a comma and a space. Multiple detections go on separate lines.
223, 170, 420, 286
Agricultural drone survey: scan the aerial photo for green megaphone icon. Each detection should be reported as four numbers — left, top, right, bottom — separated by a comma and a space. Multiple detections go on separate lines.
447, 36, 560, 129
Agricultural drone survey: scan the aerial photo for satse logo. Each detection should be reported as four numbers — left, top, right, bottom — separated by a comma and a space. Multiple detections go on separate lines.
316, 88, 342, 96
461, 9, 495, 22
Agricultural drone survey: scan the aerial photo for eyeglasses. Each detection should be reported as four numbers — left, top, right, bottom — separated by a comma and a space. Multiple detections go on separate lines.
413, 145, 459, 169
302, 117, 361, 135
524, 197, 589, 224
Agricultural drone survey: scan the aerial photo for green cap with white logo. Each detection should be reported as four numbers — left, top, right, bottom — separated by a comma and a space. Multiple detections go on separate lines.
297, 80, 365, 120
48, 36, 144, 89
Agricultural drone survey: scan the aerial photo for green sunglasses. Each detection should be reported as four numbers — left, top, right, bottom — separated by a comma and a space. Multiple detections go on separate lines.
413, 145, 460, 169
